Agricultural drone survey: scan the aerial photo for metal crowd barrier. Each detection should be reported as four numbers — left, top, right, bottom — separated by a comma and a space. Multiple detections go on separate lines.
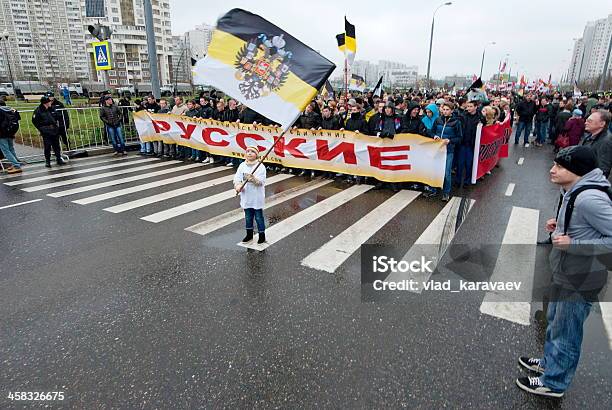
7, 106, 140, 165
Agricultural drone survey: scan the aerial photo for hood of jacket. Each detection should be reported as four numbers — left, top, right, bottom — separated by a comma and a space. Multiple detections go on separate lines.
421, 103, 439, 130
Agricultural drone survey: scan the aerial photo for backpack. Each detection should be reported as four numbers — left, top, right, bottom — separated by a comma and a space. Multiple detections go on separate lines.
556, 185, 612, 269
0, 108, 20, 137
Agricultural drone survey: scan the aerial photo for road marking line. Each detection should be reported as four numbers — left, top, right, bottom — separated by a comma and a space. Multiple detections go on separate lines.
21, 161, 180, 192
71, 166, 225, 203
5, 157, 156, 185
0, 155, 132, 180
479, 206, 539, 325
601, 301, 612, 350
517, 157, 524, 165
103, 174, 235, 213
385, 197, 475, 291
48, 163, 205, 198
185, 179, 332, 236
0, 198, 43, 210
505, 183, 515, 196
15, 153, 116, 171
301, 190, 421, 273
141, 174, 294, 223
238, 184, 373, 251
599, 300, 612, 350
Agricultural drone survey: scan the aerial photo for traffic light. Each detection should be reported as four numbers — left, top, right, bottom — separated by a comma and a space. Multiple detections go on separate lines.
88, 24, 112, 41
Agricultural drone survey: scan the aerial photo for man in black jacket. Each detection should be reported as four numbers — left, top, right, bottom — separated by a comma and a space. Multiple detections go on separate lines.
402, 102, 427, 136
198, 97, 214, 119
367, 101, 385, 135
46, 92, 70, 149
581, 109, 612, 178
515, 94, 537, 147
457, 100, 483, 187
344, 105, 368, 133
99, 96, 127, 156
298, 103, 321, 130
32, 96, 64, 167
0, 99, 22, 173
319, 106, 341, 130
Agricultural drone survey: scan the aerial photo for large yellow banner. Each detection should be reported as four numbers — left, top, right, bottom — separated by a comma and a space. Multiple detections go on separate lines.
134, 111, 446, 186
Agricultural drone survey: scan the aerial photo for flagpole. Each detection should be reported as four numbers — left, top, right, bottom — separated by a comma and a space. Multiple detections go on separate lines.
344, 57, 348, 99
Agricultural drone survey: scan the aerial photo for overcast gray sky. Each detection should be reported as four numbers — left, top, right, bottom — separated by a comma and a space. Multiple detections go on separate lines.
169, 0, 609, 82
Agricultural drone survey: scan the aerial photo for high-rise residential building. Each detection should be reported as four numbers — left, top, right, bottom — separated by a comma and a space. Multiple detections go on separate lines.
169, 34, 191, 84
0, 0, 89, 83
186, 23, 213, 61
0, 0, 174, 88
567, 14, 612, 84
349, 60, 419, 89
84, 0, 174, 87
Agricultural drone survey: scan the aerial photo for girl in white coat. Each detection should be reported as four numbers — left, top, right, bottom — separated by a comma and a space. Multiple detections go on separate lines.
234, 146, 267, 243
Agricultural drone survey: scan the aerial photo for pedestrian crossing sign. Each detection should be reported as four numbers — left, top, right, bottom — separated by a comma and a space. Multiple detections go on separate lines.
93, 41, 112, 71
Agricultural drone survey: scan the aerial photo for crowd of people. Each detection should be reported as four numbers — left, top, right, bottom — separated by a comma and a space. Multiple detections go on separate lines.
1, 88, 611, 195
97, 88, 612, 202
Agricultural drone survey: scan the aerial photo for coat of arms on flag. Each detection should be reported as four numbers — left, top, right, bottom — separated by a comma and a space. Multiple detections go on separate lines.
234, 34, 292, 99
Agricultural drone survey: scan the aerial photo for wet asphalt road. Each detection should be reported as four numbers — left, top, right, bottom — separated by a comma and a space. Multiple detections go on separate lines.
1, 137, 611, 409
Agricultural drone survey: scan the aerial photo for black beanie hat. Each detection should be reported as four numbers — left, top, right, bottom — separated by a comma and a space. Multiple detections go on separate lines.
554, 146, 598, 176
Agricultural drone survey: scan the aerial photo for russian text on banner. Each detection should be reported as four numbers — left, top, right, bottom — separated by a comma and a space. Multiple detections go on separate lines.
134, 111, 446, 186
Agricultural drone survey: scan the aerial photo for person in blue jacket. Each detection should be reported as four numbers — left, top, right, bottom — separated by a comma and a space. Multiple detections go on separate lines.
424, 101, 463, 201
421, 103, 439, 134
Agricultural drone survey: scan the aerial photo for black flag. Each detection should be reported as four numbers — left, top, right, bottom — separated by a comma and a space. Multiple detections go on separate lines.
372, 76, 383, 97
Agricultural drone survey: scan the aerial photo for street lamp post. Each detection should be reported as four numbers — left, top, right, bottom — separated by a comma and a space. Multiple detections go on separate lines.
479, 41, 496, 79
426, 2, 452, 90
598, 33, 612, 91
0, 32, 15, 93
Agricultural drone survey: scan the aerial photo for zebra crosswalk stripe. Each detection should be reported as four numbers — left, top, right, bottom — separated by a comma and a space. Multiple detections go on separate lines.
141, 174, 294, 223
5, 157, 157, 186
185, 179, 333, 236
384, 197, 475, 291
238, 184, 373, 251
0, 155, 133, 180
48, 163, 206, 198
21, 160, 180, 192
479, 206, 539, 325
71, 166, 226, 204
103, 173, 236, 213
301, 190, 421, 273
600, 294, 612, 350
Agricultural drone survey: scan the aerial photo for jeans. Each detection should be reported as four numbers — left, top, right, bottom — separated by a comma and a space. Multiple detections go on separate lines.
442, 150, 454, 195
515, 121, 532, 144
0, 138, 20, 168
244, 208, 265, 232
456, 145, 473, 185
535, 121, 548, 144
140, 141, 153, 153
107, 125, 125, 153
540, 287, 593, 392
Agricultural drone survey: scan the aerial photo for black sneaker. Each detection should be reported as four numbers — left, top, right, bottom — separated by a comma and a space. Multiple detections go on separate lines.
423, 190, 438, 198
518, 357, 544, 374
516, 376, 563, 398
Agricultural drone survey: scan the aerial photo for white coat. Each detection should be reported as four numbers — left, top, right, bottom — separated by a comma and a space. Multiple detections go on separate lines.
234, 161, 266, 209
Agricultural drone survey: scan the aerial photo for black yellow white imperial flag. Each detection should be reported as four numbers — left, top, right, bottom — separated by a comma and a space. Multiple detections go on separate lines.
193, 9, 336, 130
